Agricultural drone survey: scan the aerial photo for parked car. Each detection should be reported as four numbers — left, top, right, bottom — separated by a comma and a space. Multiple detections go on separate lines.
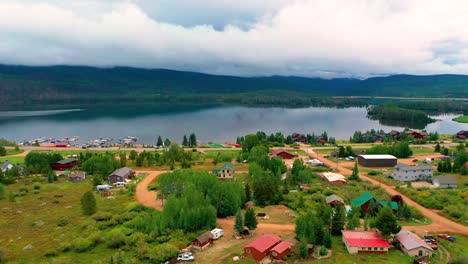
96, 184, 112, 191
177, 254, 194, 261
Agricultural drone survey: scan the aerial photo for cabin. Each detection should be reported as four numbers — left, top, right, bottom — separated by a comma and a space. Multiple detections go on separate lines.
108, 167, 134, 184
212, 162, 235, 180
269, 149, 297, 160
192, 231, 213, 249
455, 130, 468, 140
404, 129, 428, 139
342, 230, 390, 254
358, 155, 397, 167
391, 163, 433, 182
432, 176, 458, 188
69, 171, 86, 182
396, 230, 433, 258
350, 192, 398, 213
51, 158, 77, 170
318, 172, 347, 186
270, 241, 292, 260
244, 234, 281, 261
389, 130, 400, 140
291, 133, 307, 143
325, 194, 345, 207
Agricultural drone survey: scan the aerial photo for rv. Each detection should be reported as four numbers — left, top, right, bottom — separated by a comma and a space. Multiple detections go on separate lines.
211, 228, 224, 240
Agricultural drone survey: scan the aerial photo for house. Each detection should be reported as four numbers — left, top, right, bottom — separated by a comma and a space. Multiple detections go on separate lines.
317, 138, 328, 144
389, 130, 400, 140
432, 176, 458, 188
51, 158, 78, 170
396, 230, 433, 258
358, 155, 397, 167
270, 241, 292, 260
69, 171, 86, 182
212, 162, 235, 180
291, 133, 307, 143
350, 192, 398, 212
1, 160, 14, 173
318, 172, 347, 186
269, 149, 297, 160
244, 234, 281, 261
342, 230, 390, 254
404, 129, 428, 139
108, 167, 134, 184
455, 130, 468, 140
192, 231, 213, 248
391, 163, 433, 182
325, 194, 345, 207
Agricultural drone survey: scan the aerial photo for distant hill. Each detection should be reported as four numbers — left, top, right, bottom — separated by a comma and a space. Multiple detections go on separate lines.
0, 65, 467, 106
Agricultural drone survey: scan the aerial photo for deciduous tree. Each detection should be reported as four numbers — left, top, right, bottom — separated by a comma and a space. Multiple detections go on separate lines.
375, 206, 401, 238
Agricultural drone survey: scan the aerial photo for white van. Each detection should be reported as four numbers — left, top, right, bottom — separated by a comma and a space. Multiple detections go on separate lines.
211, 228, 224, 240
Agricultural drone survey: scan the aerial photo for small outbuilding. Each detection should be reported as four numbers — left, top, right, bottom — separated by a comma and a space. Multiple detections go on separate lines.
358, 155, 397, 167
432, 176, 458, 188
69, 171, 86, 182
319, 172, 347, 186
325, 194, 345, 207
244, 234, 281, 261
396, 230, 433, 258
192, 231, 214, 249
270, 241, 292, 260
51, 158, 78, 170
342, 230, 390, 254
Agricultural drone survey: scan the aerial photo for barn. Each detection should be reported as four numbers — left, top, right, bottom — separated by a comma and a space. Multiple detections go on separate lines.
269, 149, 297, 160
358, 155, 397, 167
51, 158, 77, 170
192, 231, 213, 248
270, 241, 292, 260
244, 234, 281, 261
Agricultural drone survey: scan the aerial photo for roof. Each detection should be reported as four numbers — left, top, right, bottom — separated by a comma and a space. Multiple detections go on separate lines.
394, 163, 432, 171
110, 167, 132, 177
55, 158, 77, 164
245, 234, 281, 253
213, 162, 235, 174
433, 176, 457, 185
270, 149, 294, 156
359, 154, 397, 160
342, 231, 390, 248
396, 230, 433, 251
271, 241, 292, 253
326, 194, 345, 204
70, 171, 86, 180
195, 231, 213, 244
350, 192, 398, 210
320, 172, 346, 182
1, 160, 12, 171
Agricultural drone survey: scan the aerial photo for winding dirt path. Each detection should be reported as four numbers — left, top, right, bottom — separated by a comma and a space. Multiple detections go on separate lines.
306, 148, 468, 236
135, 170, 167, 210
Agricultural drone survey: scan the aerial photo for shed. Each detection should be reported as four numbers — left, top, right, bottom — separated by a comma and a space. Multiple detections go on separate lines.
396, 230, 433, 258
358, 155, 397, 167
432, 176, 457, 188
244, 234, 281, 261
319, 172, 347, 186
192, 231, 213, 248
69, 171, 86, 182
325, 194, 345, 206
51, 158, 77, 170
244, 201, 254, 209
270, 241, 292, 260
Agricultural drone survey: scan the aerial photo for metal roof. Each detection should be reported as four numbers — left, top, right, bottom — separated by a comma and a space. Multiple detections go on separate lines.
245, 234, 281, 253
359, 154, 397, 160
342, 230, 390, 248
396, 230, 433, 251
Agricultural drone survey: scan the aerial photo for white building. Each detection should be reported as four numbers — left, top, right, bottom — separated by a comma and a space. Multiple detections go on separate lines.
391, 163, 433, 182
432, 176, 457, 188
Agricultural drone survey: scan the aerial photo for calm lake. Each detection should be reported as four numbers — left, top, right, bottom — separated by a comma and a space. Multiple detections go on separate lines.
0, 105, 465, 144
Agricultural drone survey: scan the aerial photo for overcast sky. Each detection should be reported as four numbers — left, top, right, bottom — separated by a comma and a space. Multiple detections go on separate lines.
1, 0, 468, 78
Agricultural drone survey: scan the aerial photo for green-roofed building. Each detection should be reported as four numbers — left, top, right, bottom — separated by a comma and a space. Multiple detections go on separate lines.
351, 191, 398, 212
213, 162, 235, 180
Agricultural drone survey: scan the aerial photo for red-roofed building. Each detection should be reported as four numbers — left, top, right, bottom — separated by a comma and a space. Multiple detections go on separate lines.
270, 241, 292, 260
342, 230, 390, 254
244, 234, 281, 261
269, 149, 297, 160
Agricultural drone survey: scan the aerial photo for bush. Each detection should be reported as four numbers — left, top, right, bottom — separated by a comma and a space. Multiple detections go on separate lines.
57, 219, 69, 227
33, 185, 41, 190
319, 246, 328, 256
88, 232, 105, 245
19, 187, 28, 193
71, 237, 93, 252
0, 183, 5, 200
44, 248, 59, 257
106, 228, 127, 248
58, 242, 72, 252
92, 212, 113, 221
81, 191, 96, 215
368, 170, 381, 176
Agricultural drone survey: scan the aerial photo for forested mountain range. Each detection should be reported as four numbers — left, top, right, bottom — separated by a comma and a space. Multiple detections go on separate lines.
0, 65, 467, 107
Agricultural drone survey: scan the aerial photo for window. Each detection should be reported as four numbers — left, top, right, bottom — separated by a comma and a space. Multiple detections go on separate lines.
374, 248, 378, 250
272, 252, 277, 256
368, 247, 372, 250
418, 250, 423, 256
245, 249, 251, 254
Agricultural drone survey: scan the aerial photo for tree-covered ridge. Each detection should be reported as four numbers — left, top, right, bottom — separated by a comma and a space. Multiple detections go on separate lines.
367, 104, 436, 129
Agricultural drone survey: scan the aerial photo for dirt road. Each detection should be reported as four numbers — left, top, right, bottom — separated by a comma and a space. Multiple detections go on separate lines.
135, 170, 167, 210
306, 148, 468, 236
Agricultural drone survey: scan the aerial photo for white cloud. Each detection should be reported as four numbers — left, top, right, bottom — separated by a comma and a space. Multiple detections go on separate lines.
1, 0, 468, 78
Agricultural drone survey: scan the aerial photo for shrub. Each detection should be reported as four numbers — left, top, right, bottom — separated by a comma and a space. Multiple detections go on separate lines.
81, 191, 96, 215
33, 185, 41, 190
88, 232, 105, 245
71, 237, 93, 252
57, 219, 69, 227
0, 183, 5, 200
19, 187, 29, 193
92, 212, 113, 221
44, 248, 59, 257
58, 242, 72, 252
106, 228, 127, 248
319, 246, 328, 256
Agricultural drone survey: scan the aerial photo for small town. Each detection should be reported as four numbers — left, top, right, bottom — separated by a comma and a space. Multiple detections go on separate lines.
0, 128, 467, 264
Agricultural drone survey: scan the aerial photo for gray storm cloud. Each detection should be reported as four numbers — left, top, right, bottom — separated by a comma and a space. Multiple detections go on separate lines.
0, 0, 468, 78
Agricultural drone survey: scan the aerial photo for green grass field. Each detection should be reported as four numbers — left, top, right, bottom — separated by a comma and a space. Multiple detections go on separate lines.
452, 115, 468, 123
0, 156, 25, 164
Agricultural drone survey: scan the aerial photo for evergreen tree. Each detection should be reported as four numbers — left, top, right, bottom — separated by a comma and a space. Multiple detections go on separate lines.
437, 162, 443, 172
400, 204, 412, 220
338, 146, 346, 158
47, 172, 54, 183
0, 146, 6, 156
245, 183, 251, 202
375, 206, 401, 238
285, 135, 293, 145
322, 231, 332, 248
164, 138, 171, 147
136, 155, 144, 167
346, 206, 361, 230
189, 133, 197, 147
156, 136, 163, 147
299, 241, 308, 258
367, 199, 381, 217
349, 162, 360, 181
244, 208, 258, 230
81, 191, 97, 215
93, 175, 102, 186
446, 160, 452, 173
331, 206, 345, 235
434, 143, 441, 153
234, 210, 244, 235
182, 135, 188, 147
119, 153, 127, 167
441, 147, 449, 156
129, 150, 137, 161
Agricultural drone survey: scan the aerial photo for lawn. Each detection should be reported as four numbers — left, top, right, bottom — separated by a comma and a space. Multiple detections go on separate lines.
452, 115, 468, 123
0, 178, 135, 263
0, 156, 25, 164
5, 149, 24, 156
253, 205, 296, 225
